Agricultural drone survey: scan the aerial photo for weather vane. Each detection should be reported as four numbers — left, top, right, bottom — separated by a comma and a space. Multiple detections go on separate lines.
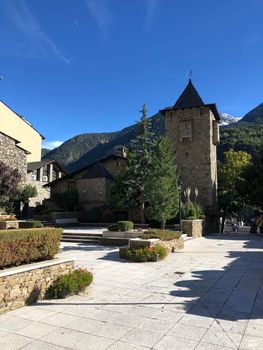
188, 70, 192, 80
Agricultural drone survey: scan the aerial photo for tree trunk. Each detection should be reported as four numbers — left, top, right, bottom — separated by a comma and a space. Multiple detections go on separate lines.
128, 206, 131, 221
161, 220, 166, 230
140, 201, 145, 224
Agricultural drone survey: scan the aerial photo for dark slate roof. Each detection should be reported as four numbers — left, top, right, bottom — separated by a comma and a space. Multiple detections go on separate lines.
27, 160, 67, 173
174, 79, 204, 109
45, 161, 113, 187
159, 79, 220, 121
80, 162, 113, 180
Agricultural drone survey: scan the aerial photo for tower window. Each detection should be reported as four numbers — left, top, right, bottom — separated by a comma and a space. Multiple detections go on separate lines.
179, 120, 193, 143
182, 137, 191, 143
185, 152, 189, 158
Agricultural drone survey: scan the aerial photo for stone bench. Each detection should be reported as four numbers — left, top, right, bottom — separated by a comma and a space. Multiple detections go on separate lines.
0, 221, 19, 230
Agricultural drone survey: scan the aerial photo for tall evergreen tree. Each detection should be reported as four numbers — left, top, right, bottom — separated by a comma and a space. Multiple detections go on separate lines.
124, 103, 155, 223
146, 137, 179, 229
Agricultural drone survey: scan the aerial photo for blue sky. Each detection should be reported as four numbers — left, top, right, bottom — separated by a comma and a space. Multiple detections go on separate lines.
0, 0, 262, 149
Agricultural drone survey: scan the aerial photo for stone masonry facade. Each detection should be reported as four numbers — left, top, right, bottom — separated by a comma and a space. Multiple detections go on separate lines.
0, 259, 75, 314
0, 132, 27, 182
26, 173, 51, 207
165, 106, 219, 216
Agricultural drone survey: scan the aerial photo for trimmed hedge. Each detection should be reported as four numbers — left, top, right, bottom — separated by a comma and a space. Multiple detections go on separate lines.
0, 228, 62, 269
19, 221, 43, 229
108, 221, 134, 232
47, 268, 93, 299
120, 244, 168, 262
143, 229, 182, 241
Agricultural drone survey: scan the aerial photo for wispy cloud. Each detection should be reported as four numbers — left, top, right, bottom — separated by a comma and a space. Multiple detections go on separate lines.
245, 34, 261, 47
0, 0, 69, 64
85, 0, 113, 39
145, 0, 159, 31
42, 140, 64, 150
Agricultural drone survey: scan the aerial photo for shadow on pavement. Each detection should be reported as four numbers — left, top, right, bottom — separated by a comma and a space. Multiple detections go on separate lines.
170, 234, 263, 321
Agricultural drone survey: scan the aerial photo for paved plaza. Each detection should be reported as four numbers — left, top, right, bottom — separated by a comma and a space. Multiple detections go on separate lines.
0, 233, 263, 349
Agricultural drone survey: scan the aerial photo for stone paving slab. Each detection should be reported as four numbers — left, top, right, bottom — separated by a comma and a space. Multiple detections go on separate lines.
0, 233, 263, 349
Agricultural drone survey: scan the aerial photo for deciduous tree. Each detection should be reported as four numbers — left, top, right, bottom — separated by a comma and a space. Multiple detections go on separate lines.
218, 149, 252, 232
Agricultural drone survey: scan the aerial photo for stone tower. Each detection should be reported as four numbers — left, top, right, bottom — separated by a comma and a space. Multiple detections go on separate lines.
160, 79, 220, 219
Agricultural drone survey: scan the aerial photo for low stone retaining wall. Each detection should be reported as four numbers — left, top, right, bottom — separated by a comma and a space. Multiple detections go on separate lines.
102, 230, 142, 238
181, 219, 205, 238
120, 237, 184, 252
100, 237, 130, 246
0, 220, 19, 230
0, 258, 75, 315
51, 212, 79, 224
160, 237, 185, 252
129, 238, 160, 249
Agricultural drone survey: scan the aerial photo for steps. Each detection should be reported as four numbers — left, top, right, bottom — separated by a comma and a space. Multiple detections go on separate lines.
61, 231, 102, 244
61, 231, 193, 245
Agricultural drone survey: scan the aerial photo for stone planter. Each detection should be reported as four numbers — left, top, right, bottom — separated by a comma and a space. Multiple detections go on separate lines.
160, 237, 184, 252
181, 219, 205, 238
0, 221, 19, 230
102, 230, 142, 239
129, 238, 160, 249
0, 258, 75, 314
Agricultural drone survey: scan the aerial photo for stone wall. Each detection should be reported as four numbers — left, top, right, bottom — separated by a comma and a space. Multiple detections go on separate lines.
51, 177, 108, 210
182, 219, 205, 238
130, 237, 184, 251
160, 237, 185, 252
0, 258, 75, 314
27, 173, 51, 207
102, 157, 127, 177
0, 132, 27, 182
165, 106, 219, 217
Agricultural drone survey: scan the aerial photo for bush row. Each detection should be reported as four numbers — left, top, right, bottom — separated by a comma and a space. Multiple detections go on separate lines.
143, 229, 181, 241
120, 244, 168, 262
0, 228, 62, 268
108, 221, 134, 232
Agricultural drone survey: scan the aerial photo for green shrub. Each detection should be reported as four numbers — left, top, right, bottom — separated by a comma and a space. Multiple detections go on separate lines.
0, 228, 62, 268
120, 244, 168, 262
107, 223, 119, 231
117, 221, 133, 231
143, 229, 181, 241
19, 221, 43, 229
182, 202, 204, 220
47, 268, 93, 298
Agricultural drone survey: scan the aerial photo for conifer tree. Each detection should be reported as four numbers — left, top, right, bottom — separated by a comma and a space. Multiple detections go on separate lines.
145, 137, 179, 229
124, 103, 154, 223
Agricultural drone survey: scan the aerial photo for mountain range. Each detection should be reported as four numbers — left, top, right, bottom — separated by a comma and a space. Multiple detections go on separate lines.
43, 103, 263, 172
